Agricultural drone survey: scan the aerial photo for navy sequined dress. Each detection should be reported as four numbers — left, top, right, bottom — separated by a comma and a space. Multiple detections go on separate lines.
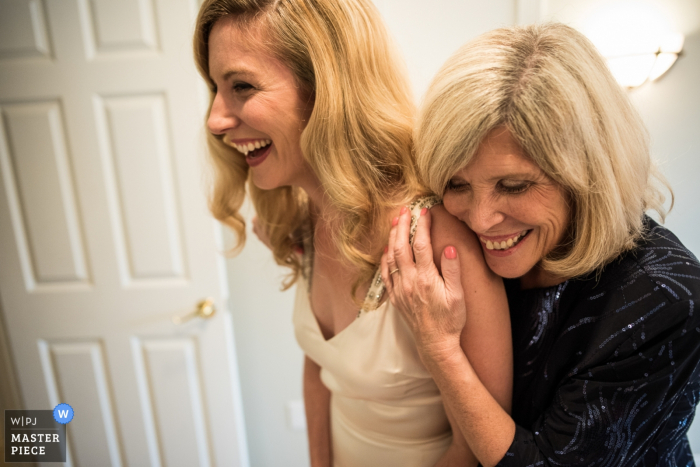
497, 218, 700, 466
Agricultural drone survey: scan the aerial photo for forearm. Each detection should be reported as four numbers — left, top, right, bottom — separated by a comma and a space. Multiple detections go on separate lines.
434, 404, 479, 467
430, 206, 513, 412
303, 356, 332, 467
459, 274, 512, 414
427, 350, 515, 467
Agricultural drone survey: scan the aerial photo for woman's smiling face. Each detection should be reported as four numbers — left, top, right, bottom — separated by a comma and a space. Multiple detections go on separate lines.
206, 16, 316, 191
442, 127, 571, 288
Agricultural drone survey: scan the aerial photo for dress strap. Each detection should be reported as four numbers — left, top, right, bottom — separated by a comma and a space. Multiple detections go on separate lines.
359, 195, 442, 315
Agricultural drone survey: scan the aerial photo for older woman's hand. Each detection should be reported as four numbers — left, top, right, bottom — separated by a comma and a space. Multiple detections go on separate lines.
381, 207, 466, 366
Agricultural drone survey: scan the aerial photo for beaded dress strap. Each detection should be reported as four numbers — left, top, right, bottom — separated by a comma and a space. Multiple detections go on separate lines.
358, 195, 442, 316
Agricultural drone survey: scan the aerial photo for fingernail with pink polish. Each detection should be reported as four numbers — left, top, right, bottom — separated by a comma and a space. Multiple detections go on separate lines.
420, 207, 427, 216
400, 206, 408, 215
392, 217, 399, 226
445, 246, 457, 259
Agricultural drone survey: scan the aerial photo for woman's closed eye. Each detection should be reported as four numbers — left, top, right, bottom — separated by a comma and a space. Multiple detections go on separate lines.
497, 180, 531, 194
445, 179, 470, 193
445, 178, 533, 195
232, 81, 254, 93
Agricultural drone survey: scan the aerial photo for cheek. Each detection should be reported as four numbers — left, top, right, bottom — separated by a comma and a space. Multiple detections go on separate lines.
242, 105, 265, 128
533, 191, 570, 242
442, 193, 463, 219
551, 201, 571, 240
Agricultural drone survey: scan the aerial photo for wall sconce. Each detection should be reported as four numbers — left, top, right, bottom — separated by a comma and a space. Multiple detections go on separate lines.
605, 32, 685, 88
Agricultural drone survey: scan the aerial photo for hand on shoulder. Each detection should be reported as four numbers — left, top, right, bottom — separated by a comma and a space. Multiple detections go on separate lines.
381, 205, 468, 365
428, 204, 499, 283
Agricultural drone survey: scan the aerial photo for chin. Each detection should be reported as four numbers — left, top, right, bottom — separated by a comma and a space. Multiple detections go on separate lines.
249, 175, 280, 191
486, 258, 532, 280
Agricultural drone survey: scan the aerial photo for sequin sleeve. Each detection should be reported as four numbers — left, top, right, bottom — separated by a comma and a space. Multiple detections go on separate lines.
497, 299, 700, 466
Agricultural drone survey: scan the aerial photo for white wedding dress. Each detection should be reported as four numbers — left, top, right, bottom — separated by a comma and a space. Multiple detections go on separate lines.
293, 198, 452, 467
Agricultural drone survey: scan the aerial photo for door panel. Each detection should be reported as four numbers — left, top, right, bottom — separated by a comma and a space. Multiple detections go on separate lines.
134, 337, 213, 467
0, 100, 89, 289
76, 0, 159, 58
0, 0, 53, 60
93, 93, 187, 284
38, 340, 123, 467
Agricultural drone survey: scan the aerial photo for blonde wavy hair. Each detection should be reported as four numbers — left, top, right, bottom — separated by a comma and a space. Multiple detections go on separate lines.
416, 23, 672, 279
194, 0, 417, 290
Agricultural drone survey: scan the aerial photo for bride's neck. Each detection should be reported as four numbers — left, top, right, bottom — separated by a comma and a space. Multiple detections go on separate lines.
300, 179, 335, 228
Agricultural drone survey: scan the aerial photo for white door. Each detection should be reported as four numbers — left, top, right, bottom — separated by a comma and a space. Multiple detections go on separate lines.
0, 1, 249, 466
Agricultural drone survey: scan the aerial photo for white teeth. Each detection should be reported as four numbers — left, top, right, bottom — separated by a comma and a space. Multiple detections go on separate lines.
480, 230, 529, 252
231, 139, 271, 156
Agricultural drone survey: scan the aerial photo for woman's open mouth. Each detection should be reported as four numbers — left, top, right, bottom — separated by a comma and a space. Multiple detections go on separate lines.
232, 139, 272, 167
480, 230, 532, 255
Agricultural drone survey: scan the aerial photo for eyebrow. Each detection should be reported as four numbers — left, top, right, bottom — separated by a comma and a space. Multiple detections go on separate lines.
210, 68, 255, 83
487, 172, 538, 181
451, 172, 539, 182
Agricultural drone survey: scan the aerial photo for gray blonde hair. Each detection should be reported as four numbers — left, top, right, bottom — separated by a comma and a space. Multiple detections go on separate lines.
416, 23, 671, 279
194, 0, 417, 290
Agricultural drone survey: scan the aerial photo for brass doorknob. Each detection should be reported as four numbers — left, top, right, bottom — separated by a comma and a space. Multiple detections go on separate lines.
172, 298, 216, 324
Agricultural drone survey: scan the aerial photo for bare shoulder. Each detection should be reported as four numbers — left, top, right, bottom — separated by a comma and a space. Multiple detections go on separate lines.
429, 205, 472, 238
427, 204, 483, 271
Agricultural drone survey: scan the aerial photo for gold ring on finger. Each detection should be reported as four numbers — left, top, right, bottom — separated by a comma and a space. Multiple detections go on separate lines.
390, 268, 400, 275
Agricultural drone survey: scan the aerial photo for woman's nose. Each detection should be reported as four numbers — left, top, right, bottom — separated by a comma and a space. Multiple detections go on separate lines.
468, 196, 505, 233
207, 93, 240, 135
